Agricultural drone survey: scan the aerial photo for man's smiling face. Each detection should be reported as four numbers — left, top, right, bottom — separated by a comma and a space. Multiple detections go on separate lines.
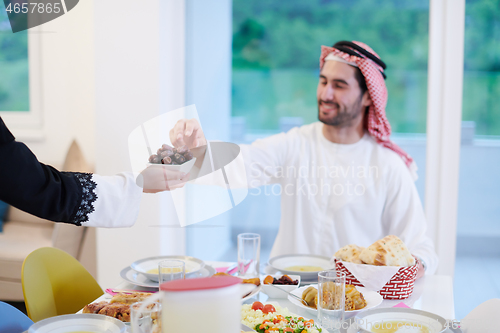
317, 60, 370, 127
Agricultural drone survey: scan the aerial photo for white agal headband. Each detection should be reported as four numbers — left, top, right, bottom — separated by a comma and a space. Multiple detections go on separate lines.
324, 53, 358, 68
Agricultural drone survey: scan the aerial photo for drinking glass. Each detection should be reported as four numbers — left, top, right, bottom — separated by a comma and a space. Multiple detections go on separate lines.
158, 259, 185, 286
317, 270, 346, 332
237, 233, 260, 278
130, 301, 161, 333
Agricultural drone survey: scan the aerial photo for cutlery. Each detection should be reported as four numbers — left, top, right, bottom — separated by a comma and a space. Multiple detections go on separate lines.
265, 284, 309, 306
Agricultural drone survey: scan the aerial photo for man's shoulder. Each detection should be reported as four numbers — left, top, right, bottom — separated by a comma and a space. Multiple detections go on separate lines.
364, 136, 415, 178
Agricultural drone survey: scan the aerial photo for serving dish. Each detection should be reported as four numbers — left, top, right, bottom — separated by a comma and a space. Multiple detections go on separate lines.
28, 314, 126, 333
130, 255, 205, 282
288, 284, 383, 319
146, 156, 196, 174
354, 308, 447, 333
121, 265, 216, 288
268, 254, 334, 282
260, 274, 301, 298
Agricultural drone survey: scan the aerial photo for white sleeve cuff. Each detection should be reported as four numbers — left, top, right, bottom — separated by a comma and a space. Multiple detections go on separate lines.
82, 173, 142, 228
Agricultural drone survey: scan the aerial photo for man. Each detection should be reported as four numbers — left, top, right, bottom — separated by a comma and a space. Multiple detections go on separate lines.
171, 41, 437, 275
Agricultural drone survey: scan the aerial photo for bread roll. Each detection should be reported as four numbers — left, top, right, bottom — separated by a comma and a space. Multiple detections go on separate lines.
358, 235, 415, 267
334, 244, 365, 264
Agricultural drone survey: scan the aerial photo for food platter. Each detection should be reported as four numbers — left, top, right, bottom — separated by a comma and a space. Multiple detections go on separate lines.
268, 254, 334, 282
130, 255, 205, 282
120, 265, 216, 288
288, 284, 383, 319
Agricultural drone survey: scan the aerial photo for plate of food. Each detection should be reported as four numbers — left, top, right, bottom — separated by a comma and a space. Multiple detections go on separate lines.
130, 255, 205, 282
82, 291, 156, 329
288, 284, 383, 319
29, 314, 126, 333
212, 272, 262, 301
241, 301, 322, 333
268, 254, 334, 282
121, 264, 216, 288
353, 308, 447, 333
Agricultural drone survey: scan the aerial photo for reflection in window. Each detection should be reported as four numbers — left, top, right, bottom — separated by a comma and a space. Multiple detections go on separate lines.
0, 3, 29, 112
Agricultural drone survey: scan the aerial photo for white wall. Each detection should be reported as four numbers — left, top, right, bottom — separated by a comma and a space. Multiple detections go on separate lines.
7, 0, 96, 167
94, 0, 187, 288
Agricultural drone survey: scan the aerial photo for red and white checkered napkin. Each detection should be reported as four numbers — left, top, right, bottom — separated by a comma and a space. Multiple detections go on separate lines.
334, 259, 418, 300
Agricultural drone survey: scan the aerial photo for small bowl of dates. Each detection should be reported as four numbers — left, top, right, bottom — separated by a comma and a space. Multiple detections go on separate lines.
147, 144, 197, 174
260, 274, 301, 298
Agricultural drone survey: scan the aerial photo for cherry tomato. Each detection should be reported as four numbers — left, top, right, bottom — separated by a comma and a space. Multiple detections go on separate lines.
251, 301, 264, 311
262, 304, 276, 314
283, 328, 294, 333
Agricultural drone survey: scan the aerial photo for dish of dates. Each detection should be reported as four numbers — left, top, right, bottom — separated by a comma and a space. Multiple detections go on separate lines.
148, 144, 194, 165
263, 275, 299, 285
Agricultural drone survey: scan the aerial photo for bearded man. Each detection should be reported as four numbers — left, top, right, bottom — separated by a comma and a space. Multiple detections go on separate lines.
171, 41, 437, 276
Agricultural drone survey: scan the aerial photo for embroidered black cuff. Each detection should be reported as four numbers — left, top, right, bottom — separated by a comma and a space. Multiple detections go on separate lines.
71, 172, 97, 226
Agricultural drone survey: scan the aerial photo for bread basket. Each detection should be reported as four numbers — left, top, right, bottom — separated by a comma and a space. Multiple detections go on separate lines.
334, 258, 419, 300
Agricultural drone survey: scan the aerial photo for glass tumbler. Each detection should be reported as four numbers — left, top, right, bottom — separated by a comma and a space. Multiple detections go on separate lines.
317, 270, 346, 332
130, 301, 161, 333
158, 259, 185, 286
237, 233, 260, 278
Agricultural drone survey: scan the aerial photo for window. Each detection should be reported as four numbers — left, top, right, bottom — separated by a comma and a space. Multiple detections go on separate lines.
454, 0, 500, 319
0, 1, 42, 131
0, 7, 29, 112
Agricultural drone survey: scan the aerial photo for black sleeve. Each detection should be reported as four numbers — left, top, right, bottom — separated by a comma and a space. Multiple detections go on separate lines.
0, 117, 96, 225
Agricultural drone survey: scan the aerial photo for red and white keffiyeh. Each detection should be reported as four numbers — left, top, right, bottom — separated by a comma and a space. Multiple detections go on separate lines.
320, 41, 417, 180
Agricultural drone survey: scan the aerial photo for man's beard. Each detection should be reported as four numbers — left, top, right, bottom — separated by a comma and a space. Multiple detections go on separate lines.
318, 97, 363, 127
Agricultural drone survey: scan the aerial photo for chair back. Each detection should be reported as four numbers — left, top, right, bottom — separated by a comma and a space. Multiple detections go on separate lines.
0, 301, 34, 333
21, 247, 103, 322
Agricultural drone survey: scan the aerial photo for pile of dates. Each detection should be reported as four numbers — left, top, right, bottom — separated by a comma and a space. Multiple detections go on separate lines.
263, 274, 299, 285
148, 144, 193, 165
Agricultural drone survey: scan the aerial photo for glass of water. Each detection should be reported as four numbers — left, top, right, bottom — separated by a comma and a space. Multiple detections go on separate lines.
237, 233, 260, 278
317, 270, 346, 332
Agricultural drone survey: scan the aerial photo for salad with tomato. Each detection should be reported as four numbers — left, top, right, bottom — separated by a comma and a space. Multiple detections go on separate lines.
243, 302, 322, 333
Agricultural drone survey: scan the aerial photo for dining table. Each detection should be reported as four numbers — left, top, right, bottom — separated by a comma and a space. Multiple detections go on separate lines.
83, 260, 457, 333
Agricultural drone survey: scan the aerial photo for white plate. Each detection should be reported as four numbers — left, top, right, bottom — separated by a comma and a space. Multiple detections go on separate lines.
260, 274, 301, 298
354, 308, 447, 333
28, 314, 126, 333
121, 265, 216, 288
147, 157, 196, 174
268, 254, 334, 281
288, 284, 383, 319
241, 283, 262, 302
130, 255, 205, 282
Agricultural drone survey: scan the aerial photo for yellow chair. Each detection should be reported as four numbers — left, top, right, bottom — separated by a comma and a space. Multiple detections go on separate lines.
21, 247, 103, 322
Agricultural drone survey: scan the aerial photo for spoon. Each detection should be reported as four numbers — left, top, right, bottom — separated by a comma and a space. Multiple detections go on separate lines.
265, 283, 309, 306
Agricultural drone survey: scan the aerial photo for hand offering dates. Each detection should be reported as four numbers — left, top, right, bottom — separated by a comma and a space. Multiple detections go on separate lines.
148, 144, 193, 165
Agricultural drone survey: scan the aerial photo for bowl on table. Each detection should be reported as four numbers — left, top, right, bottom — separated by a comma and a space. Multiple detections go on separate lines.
354, 308, 447, 333
130, 255, 205, 282
268, 254, 334, 282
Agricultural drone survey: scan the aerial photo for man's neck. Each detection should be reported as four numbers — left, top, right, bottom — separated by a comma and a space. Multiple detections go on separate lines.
322, 120, 365, 144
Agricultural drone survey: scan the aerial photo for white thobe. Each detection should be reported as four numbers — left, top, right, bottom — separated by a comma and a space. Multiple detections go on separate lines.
240, 122, 438, 274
